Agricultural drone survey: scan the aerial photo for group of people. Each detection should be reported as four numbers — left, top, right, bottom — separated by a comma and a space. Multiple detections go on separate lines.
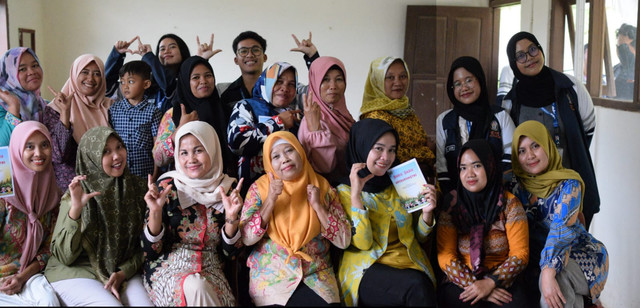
0, 29, 607, 308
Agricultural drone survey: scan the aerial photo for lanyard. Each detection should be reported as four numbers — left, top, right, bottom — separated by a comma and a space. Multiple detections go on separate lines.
540, 102, 561, 147
466, 120, 472, 136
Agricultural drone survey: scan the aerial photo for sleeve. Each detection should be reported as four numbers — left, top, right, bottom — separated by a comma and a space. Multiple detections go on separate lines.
435, 111, 450, 188
297, 118, 339, 174
239, 183, 268, 246
43, 106, 73, 165
436, 210, 475, 288
142, 52, 175, 95
34, 208, 59, 271
117, 250, 144, 280
571, 75, 596, 145
540, 180, 582, 273
49, 195, 84, 266
487, 193, 529, 288
303, 52, 320, 69
227, 101, 285, 157
414, 210, 436, 243
0, 108, 21, 146
319, 187, 351, 249
336, 185, 373, 251
152, 108, 176, 167
104, 47, 125, 97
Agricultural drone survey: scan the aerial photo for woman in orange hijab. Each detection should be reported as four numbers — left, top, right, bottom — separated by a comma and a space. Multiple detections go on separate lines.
239, 131, 351, 306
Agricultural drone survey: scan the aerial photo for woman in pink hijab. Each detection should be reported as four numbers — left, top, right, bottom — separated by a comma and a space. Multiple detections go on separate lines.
298, 56, 355, 184
0, 121, 60, 305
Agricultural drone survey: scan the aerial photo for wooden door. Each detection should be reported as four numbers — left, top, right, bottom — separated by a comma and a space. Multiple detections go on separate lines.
404, 5, 498, 138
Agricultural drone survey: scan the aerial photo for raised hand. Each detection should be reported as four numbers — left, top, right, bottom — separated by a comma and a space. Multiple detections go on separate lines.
267, 172, 283, 202
0, 90, 21, 118
302, 91, 321, 131
420, 183, 437, 225
290, 32, 318, 58
196, 34, 222, 60
68, 175, 101, 220
221, 177, 244, 221
48, 86, 74, 128
349, 163, 374, 194
307, 184, 323, 210
136, 37, 153, 55
177, 104, 199, 130
103, 270, 125, 302
144, 174, 172, 213
277, 109, 301, 129
114, 36, 139, 54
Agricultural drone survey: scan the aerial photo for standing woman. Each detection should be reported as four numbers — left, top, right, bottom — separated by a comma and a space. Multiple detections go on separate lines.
298, 56, 355, 184
511, 120, 608, 308
437, 139, 529, 308
502, 31, 599, 229
437, 56, 515, 194
45, 127, 152, 306
360, 56, 436, 182
337, 118, 438, 307
240, 131, 351, 306
0, 122, 60, 305
143, 121, 242, 306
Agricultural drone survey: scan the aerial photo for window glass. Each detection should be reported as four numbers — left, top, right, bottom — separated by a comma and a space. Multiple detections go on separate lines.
605, 0, 637, 101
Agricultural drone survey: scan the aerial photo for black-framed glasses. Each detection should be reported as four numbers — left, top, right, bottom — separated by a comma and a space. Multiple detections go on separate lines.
515, 44, 541, 63
237, 46, 263, 57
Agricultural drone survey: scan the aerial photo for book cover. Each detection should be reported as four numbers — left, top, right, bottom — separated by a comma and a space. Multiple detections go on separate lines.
387, 158, 429, 213
0, 146, 14, 198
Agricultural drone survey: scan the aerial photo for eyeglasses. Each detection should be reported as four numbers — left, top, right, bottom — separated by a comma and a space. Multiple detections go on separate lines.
515, 44, 541, 64
237, 46, 263, 57
452, 77, 476, 90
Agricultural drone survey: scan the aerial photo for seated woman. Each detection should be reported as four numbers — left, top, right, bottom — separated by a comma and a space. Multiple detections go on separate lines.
297, 56, 354, 184
239, 131, 351, 306
436, 56, 516, 194
227, 62, 302, 195
0, 122, 60, 305
44, 127, 151, 306
511, 120, 608, 307
143, 121, 242, 306
360, 57, 436, 183
152, 56, 233, 175
337, 118, 437, 307
437, 139, 529, 307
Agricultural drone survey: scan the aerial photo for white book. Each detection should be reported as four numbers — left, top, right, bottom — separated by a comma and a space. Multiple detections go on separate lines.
387, 158, 429, 213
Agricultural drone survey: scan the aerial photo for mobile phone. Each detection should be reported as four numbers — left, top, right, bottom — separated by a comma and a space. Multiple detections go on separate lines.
357, 167, 372, 178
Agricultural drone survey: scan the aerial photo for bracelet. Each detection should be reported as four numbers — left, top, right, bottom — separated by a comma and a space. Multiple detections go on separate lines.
225, 216, 239, 224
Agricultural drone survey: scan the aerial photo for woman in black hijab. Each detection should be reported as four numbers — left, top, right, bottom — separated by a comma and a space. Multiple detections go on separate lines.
436, 56, 516, 195
500, 31, 600, 230
437, 139, 529, 308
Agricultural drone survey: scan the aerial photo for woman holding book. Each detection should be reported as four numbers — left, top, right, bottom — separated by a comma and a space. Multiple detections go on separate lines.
336, 118, 437, 307
437, 139, 529, 307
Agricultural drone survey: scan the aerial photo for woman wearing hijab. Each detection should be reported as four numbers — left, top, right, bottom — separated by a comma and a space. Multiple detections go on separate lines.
437, 139, 529, 307
44, 127, 151, 306
0, 47, 74, 191
0, 122, 60, 305
511, 120, 608, 308
360, 56, 436, 183
143, 121, 242, 306
152, 56, 233, 175
297, 56, 355, 184
239, 131, 350, 306
227, 62, 302, 195
501, 31, 599, 230
336, 118, 438, 307
437, 56, 516, 194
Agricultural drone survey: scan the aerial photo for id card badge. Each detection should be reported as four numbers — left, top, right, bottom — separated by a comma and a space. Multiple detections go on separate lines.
558, 147, 564, 159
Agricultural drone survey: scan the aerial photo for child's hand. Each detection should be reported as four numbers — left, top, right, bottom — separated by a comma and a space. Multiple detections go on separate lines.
114, 36, 139, 54
196, 34, 221, 60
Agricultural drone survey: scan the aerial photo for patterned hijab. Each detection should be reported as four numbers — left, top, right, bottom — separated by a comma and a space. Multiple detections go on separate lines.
360, 56, 412, 118
70, 126, 146, 283
0, 48, 46, 121
7, 121, 60, 272
306, 56, 354, 142
511, 120, 584, 210
256, 131, 329, 264
159, 121, 236, 211
49, 54, 113, 142
245, 62, 298, 117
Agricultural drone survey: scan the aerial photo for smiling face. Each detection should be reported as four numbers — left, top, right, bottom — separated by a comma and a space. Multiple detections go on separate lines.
384, 60, 409, 100
452, 67, 481, 104
120, 72, 150, 103
101, 136, 127, 177
76, 61, 102, 96
271, 68, 296, 108
158, 38, 182, 66
234, 38, 267, 75
320, 68, 346, 105
459, 149, 488, 193
22, 131, 51, 172
366, 132, 397, 176
270, 142, 303, 181
18, 52, 43, 92
178, 134, 211, 179
515, 39, 544, 77
517, 136, 549, 175
189, 64, 215, 99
